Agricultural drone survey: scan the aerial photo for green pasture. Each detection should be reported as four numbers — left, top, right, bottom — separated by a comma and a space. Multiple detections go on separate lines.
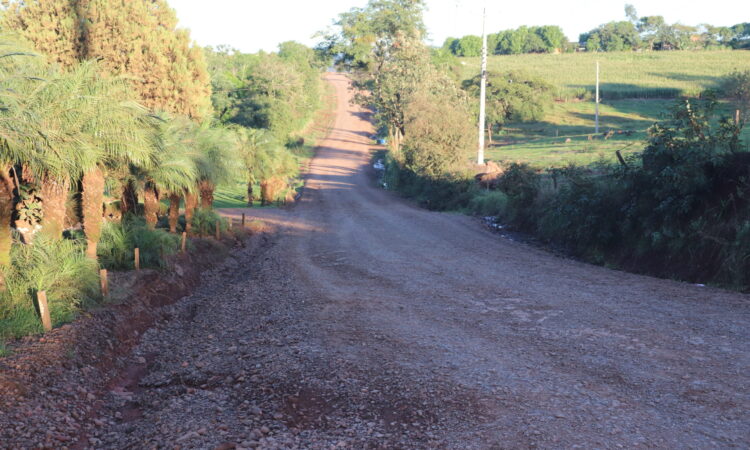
486, 99, 749, 168
460, 50, 750, 100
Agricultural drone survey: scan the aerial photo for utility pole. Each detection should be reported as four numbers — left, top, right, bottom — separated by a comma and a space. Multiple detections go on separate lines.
595, 61, 600, 135
477, 8, 488, 165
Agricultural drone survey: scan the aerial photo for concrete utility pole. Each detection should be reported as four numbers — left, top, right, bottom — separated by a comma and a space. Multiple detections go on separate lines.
595, 61, 600, 135
477, 8, 488, 165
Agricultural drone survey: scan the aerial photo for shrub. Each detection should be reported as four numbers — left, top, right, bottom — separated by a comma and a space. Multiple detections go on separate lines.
0, 234, 99, 339
191, 208, 228, 237
401, 89, 474, 179
98, 217, 180, 270
467, 191, 509, 217
721, 69, 750, 120
495, 163, 541, 227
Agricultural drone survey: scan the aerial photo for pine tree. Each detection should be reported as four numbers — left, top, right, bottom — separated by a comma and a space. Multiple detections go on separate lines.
5, 0, 212, 120
2, 0, 82, 67
79, 0, 212, 120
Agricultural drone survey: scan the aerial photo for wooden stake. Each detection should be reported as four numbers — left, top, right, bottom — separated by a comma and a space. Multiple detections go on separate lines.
736, 109, 741, 125
134, 247, 140, 271
37, 291, 52, 332
241, 213, 246, 227
215, 220, 221, 240
595, 61, 600, 134
181, 232, 187, 253
99, 269, 109, 298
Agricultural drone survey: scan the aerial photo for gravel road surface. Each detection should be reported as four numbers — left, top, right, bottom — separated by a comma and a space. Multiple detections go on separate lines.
90, 73, 749, 449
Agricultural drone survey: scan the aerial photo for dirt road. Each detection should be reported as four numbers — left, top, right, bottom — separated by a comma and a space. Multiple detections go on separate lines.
92, 73, 749, 448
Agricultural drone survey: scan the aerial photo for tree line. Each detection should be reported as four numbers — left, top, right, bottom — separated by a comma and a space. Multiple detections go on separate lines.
442, 4, 750, 56
0, 0, 322, 338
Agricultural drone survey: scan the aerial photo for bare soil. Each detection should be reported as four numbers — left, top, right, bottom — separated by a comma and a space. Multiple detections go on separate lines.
2, 73, 749, 448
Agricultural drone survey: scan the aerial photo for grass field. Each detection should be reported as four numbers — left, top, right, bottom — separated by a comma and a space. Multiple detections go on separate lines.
460, 50, 750, 100
485, 99, 750, 168
457, 50, 750, 167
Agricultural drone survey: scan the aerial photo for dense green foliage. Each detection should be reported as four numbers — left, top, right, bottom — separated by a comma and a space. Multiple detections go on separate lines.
4, 0, 213, 120
444, 25, 568, 56
97, 218, 180, 270
579, 6, 749, 52
463, 70, 553, 133
190, 208, 229, 237
315, 0, 426, 70
722, 70, 750, 121
205, 42, 323, 206
0, 235, 99, 339
445, 5, 749, 55
206, 43, 321, 138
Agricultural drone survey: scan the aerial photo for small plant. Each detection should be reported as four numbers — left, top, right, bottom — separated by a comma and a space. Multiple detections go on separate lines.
97, 217, 180, 270
0, 234, 100, 339
467, 191, 509, 218
190, 208, 228, 237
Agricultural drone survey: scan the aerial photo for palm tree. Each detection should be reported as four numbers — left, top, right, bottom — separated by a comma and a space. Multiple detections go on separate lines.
140, 115, 199, 230
0, 34, 49, 277
234, 127, 272, 206
193, 123, 241, 209
254, 140, 297, 206
76, 66, 154, 258
1, 51, 153, 256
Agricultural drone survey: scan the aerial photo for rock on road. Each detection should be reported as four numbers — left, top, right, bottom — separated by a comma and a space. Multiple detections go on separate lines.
94, 73, 749, 448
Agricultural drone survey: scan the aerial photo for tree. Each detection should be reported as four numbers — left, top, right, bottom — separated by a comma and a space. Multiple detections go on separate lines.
0, 34, 51, 277
401, 89, 474, 178
638, 16, 666, 50
193, 124, 240, 210
580, 21, 641, 51
463, 70, 553, 139
78, 0, 212, 120
455, 35, 482, 57
2, 0, 81, 67
625, 4, 638, 24
536, 26, 566, 52
234, 127, 272, 206
4, 0, 214, 234
137, 115, 199, 231
316, 0, 426, 70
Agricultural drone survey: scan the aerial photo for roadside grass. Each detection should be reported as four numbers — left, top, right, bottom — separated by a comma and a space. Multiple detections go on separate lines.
459, 50, 750, 100
486, 99, 750, 168
0, 234, 100, 341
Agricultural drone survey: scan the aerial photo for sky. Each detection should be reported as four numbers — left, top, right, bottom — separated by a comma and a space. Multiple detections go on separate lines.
168, 0, 748, 53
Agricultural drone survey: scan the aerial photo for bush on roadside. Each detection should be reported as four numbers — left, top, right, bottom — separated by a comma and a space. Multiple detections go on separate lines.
98, 217, 180, 270
466, 190, 509, 218
0, 234, 100, 339
191, 208, 228, 237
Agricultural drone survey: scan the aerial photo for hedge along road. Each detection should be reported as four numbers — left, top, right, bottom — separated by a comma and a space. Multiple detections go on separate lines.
102, 73, 749, 448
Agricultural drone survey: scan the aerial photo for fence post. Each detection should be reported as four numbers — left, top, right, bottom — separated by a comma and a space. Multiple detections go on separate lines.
134, 247, 140, 271
215, 220, 221, 240
736, 109, 741, 126
181, 232, 187, 254
100, 269, 109, 298
37, 291, 52, 332
241, 213, 246, 228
